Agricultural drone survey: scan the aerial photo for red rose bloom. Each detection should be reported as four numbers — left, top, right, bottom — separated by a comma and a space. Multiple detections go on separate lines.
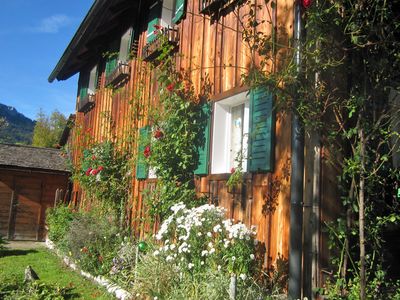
302, 0, 312, 8
98, 166, 104, 171
166, 83, 175, 92
144, 146, 151, 158
154, 129, 164, 139
85, 168, 92, 176
230, 167, 235, 174
91, 169, 99, 175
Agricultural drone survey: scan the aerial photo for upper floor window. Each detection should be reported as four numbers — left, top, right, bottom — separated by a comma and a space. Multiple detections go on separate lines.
119, 27, 134, 63
78, 65, 98, 99
105, 27, 134, 87
77, 65, 98, 113
147, 0, 185, 43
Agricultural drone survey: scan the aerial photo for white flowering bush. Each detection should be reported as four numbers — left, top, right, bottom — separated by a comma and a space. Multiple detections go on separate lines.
153, 203, 257, 277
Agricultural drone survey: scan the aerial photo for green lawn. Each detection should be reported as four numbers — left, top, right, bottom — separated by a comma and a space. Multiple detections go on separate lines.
0, 247, 114, 299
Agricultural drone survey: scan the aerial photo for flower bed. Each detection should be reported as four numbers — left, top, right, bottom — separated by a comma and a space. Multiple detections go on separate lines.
45, 239, 131, 300
46, 203, 287, 299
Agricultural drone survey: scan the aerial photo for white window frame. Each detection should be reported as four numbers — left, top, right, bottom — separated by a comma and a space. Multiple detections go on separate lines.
87, 65, 97, 95
211, 91, 250, 174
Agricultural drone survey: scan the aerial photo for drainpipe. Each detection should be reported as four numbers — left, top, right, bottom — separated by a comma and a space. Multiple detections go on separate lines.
288, 0, 305, 299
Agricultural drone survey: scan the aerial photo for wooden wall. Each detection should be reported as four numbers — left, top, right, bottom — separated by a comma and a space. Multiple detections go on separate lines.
0, 169, 69, 241
67, 0, 338, 275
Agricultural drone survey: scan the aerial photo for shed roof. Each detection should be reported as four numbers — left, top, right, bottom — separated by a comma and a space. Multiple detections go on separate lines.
48, 0, 140, 82
0, 144, 69, 173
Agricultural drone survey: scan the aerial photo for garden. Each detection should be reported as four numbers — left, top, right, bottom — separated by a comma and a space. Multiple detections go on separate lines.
42, 202, 288, 299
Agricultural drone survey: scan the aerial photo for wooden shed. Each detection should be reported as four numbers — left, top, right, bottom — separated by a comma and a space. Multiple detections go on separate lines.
0, 144, 70, 241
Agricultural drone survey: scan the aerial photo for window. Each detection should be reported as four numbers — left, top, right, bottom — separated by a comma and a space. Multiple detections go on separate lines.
207, 88, 275, 175
87, 65, 98, 95
104, 28, 133, 87
211, 92, 250, 174
78, 65, 98, 99
105, 39, 119, 78
119, 27, 134, 63
146, 0, 175, 43
172, 0, 186, 24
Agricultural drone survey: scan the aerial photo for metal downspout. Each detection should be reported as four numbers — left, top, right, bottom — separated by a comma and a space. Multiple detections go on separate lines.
288, 0, 305, 299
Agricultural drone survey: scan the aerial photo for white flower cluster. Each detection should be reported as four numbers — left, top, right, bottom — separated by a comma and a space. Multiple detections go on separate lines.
153, 203, 257, 275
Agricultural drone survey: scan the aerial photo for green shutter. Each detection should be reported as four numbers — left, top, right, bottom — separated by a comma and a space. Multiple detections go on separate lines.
194, 103, 211, 175
147, 2, 161, 43
105, 39, 119, 77
94, 66, 99, 89
136, 126, 150, 180
147, 18, 160, 43
248, 88, 275, 172
105, 55, 118, 77
172, 0, 186, 24
78, 72, 89, 99
79, 87, 88, 99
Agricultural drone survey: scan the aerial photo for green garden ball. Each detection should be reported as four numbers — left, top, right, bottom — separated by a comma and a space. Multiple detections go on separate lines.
138, 241, 147, 252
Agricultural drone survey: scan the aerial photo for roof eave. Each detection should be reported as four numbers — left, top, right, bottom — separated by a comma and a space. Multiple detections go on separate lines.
48, 0, 108, 83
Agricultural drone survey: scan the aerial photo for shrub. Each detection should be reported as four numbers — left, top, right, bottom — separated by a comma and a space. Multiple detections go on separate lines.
46, 204, 76, 251
131, 203, 271, 299
73, 141, 131, 223
108, 236, 138, 288
154, 203, 257, 276
65, 210, 123, 276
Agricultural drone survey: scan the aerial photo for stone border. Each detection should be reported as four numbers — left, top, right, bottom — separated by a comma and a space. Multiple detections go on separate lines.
45, 239, 132, 300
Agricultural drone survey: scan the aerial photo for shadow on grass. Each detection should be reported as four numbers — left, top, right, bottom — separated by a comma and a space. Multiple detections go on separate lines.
0, 280, 80, 299
0, 249, 38, 258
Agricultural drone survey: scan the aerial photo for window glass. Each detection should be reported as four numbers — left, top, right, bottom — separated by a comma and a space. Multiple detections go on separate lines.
88, 65, 98, 95
211, 92, 249, 174
119, 28, 133, 62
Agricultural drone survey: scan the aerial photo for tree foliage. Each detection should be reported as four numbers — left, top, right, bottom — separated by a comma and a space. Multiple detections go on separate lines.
242, 0, 400, 298
32, 109, 67, 148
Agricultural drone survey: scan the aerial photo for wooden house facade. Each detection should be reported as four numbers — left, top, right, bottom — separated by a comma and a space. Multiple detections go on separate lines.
49, 0, 340, 296
0, 144, 69, 241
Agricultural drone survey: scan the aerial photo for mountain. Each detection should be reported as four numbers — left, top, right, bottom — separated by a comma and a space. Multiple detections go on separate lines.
0, 103, 35, 145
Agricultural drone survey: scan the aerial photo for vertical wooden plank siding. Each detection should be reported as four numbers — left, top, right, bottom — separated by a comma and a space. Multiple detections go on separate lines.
69, 0, 296, 270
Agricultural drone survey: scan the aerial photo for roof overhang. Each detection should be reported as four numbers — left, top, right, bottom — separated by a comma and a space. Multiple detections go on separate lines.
48, 0, 141, 83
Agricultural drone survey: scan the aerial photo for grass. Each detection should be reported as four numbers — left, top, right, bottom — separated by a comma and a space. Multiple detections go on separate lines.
0, 246, 114, 299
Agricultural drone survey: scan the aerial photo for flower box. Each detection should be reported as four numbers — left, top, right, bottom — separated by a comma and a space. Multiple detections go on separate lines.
142, 27, 179, 62
199, 0, 228, 15
105, 61, 130, 87
77, 93, 95, 113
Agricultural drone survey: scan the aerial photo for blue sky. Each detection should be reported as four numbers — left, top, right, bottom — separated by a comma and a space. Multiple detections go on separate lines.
0, 0, 94, 120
